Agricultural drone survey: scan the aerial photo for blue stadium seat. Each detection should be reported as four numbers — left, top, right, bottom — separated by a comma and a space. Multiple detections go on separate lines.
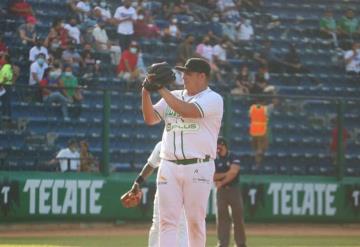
1, 0, 359, 175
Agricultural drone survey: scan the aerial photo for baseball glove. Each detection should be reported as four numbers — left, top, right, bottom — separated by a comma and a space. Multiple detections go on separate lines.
120, 190, 142, 208
142, 62, 176, 92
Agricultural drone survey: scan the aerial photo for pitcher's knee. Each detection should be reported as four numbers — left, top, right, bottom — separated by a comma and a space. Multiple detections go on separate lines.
160, 218, 177, 232
187, 219, 204, 237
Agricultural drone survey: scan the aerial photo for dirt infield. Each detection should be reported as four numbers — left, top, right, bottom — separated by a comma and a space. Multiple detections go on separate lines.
0, 223, 359, 238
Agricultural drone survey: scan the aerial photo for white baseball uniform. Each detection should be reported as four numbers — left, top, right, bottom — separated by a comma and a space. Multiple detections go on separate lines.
147, 142, 188, 247
154, 88, 223, 247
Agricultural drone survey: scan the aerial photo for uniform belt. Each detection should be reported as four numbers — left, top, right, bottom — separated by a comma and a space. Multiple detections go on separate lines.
168, 155, 210, 165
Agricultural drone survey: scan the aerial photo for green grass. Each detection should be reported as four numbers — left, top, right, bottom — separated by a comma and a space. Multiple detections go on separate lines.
1, 235, 360, 247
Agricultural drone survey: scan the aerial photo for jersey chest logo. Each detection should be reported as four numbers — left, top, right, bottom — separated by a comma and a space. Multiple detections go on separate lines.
166, 122, 199, 132
165, 107, 181, 119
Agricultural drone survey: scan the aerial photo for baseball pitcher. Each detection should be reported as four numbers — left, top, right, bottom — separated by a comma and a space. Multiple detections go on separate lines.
141, 58, 223, 247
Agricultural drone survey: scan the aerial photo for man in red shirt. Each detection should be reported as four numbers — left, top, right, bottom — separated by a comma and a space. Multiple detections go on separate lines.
117, 41, 145, 88
8, 0, 34, 19
0, 35, 8, 57
134, 13, 160, 39
330, 121, 350, 165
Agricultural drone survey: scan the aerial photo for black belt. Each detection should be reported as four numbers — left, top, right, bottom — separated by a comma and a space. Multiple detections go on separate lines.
168, 155, 210, 165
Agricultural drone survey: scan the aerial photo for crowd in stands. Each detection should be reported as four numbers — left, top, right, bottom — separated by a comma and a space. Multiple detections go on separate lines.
48, 138, 99, 172
0, 0, 360, 172
1, 1, 360, 97
0, 0, 268, 122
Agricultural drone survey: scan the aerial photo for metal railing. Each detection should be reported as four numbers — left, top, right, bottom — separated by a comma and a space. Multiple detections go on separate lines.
0, 84, 359, 180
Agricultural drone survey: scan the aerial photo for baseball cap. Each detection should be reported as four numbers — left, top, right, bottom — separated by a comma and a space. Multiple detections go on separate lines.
217, 136, 228, 147
175, 58, 211, 77
27, 16, 37, 24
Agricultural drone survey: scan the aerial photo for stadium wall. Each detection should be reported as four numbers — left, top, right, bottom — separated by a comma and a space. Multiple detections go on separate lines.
0, 172, 359, 223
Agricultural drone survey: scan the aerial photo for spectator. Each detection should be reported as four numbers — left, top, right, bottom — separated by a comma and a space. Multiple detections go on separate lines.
29, 53, 48, 86
196, 35, 223, 83
162, 17, 182, 42
338, 9, 360, 49
117, 41, 145, 88
344, 42, 360, 76
160, 2, 173, 20
80, 140, 99, 172
29, 37, 49, 63
18, 15, 37, 46
231, 65, 252, 95
92, 21, 122, 65
64, 17, 82, 45
75, 0, 92, 23
330, 118, 350, 166
195, 35, 214, 62
216, 0, 241, 22
0, 54, 14, 123
136, 51, 147, 80
221, 22, 237, 43
49, 139, 80, 172
253, 40, 282, 73
172, 0, 192, 17
134, 13, 161, 40
171, 61, 185, 90
176, 34, 195, 64
249, 98, 276, 167
207, 12, 223, 42
39, 67, 70, 119
131, 0, 146, 10
45, 19, 70, 59
61, 42, 82, 75
250, 77, 269, 95
213, 38, 232, 72
113, 0, 137, 51
255, 65, 270, 82
319, 9, 339, 48
236, 18, 254, 42
146, 17, 162, 39
281, 43, 304, 74
7, 0, 34, 20
94, 1, 112, 22
82, 23, 97, 45
280, 43, 320, 85
81, 43, 101, 78
50, 60, 63, 83
60, 65, 83, 104
253, 66, 275, 93
0, 35, 9, 56
67, 0, 78, 13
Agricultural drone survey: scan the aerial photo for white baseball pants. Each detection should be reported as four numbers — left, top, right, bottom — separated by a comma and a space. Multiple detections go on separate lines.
157, 160, 215, 247
148, 191, 188, 247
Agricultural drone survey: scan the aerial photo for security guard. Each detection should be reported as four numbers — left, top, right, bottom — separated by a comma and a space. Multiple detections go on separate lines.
214, 137, 247, 247
249, 98, 274, 167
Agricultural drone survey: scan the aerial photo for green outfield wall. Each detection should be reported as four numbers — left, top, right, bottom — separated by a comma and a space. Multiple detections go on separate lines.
0, 172, 359, 223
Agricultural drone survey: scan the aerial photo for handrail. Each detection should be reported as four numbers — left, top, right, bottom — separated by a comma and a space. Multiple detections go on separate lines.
9, 84, 360, 102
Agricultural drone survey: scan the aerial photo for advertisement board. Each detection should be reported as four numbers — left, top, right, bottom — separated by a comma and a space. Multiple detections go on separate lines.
0, 172, 359, 223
